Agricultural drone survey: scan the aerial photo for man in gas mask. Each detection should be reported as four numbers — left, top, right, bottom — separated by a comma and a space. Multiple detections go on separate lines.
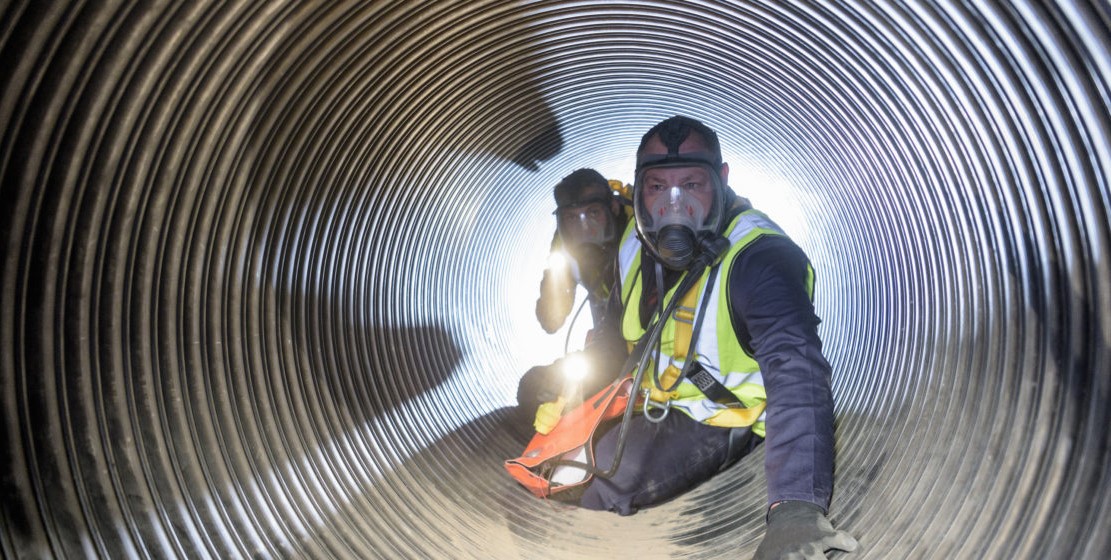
534, 168, 628, 334
516, 169, 630, 427
576, 116, 857, 560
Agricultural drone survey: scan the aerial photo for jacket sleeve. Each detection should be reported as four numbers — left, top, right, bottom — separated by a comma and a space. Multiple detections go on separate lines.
536, 232, 576, 333
726, 235, 835, 512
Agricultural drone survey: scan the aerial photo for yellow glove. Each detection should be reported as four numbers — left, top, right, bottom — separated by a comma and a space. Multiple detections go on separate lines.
533, 397, 566, 435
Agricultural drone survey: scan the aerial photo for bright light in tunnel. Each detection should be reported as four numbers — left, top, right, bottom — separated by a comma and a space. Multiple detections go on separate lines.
591, 154, 638, 188
497, 153, 644, 373
547, 249, 568, 272
484, 185, 592, 408
723, 155, 810, 247
561, 351, 590, 384
487, 153, 642, 404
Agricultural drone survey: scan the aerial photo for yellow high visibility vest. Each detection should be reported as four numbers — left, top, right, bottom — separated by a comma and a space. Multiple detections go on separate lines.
617, 210, 815, 437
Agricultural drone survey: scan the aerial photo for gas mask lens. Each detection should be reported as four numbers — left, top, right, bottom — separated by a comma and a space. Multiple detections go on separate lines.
557, 202, 614, 246
644, 185, 709, 233
633, 163, 723, 271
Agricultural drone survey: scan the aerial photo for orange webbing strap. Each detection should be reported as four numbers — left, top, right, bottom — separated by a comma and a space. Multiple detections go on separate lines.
504, 377, 634, 499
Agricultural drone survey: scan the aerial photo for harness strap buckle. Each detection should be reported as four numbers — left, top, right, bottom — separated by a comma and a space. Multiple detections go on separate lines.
641, 388, 670, 423
673, 304, 696, 324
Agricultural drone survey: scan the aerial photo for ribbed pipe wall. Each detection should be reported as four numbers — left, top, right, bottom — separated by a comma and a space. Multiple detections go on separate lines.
2, 1, 1109, 558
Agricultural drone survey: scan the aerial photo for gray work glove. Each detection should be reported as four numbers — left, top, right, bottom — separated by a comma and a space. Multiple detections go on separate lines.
753, 501, 858, 560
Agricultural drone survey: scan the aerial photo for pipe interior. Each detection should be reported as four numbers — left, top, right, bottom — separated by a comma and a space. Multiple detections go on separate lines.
2, 1, 1109, 558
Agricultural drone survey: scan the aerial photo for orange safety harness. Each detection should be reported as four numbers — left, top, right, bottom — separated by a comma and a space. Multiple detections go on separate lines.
503, 376, 635, 500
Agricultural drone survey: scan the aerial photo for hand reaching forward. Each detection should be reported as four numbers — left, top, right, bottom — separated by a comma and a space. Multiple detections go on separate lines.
753, 501, 858, 560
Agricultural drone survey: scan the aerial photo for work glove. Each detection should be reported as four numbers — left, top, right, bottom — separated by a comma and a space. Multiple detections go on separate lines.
533, 397, 566, 435
753, 501, 858, 560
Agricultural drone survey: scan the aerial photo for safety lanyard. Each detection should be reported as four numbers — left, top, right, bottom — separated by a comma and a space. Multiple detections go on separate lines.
646, 258, 749, 419
651, 259, 719, 393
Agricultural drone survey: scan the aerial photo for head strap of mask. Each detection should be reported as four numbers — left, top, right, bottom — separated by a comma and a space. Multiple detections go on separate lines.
635, 115, 722, 169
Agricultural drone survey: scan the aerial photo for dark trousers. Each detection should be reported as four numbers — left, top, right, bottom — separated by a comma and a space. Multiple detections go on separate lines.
579, 411, 760, 515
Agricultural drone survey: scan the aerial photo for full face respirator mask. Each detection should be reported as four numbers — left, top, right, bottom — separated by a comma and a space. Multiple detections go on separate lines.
555, 197, 617, 250
633, 157, 727, 270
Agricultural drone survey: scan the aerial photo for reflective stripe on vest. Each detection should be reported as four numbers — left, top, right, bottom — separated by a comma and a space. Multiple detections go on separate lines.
616, 210, 814, 437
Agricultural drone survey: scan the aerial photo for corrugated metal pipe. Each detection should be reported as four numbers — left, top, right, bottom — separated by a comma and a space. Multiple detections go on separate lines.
2, 2, 1109, 558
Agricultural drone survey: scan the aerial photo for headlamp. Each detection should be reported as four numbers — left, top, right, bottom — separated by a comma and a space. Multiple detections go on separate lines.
555, 197, 616, 247
561, 352, 589, 384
